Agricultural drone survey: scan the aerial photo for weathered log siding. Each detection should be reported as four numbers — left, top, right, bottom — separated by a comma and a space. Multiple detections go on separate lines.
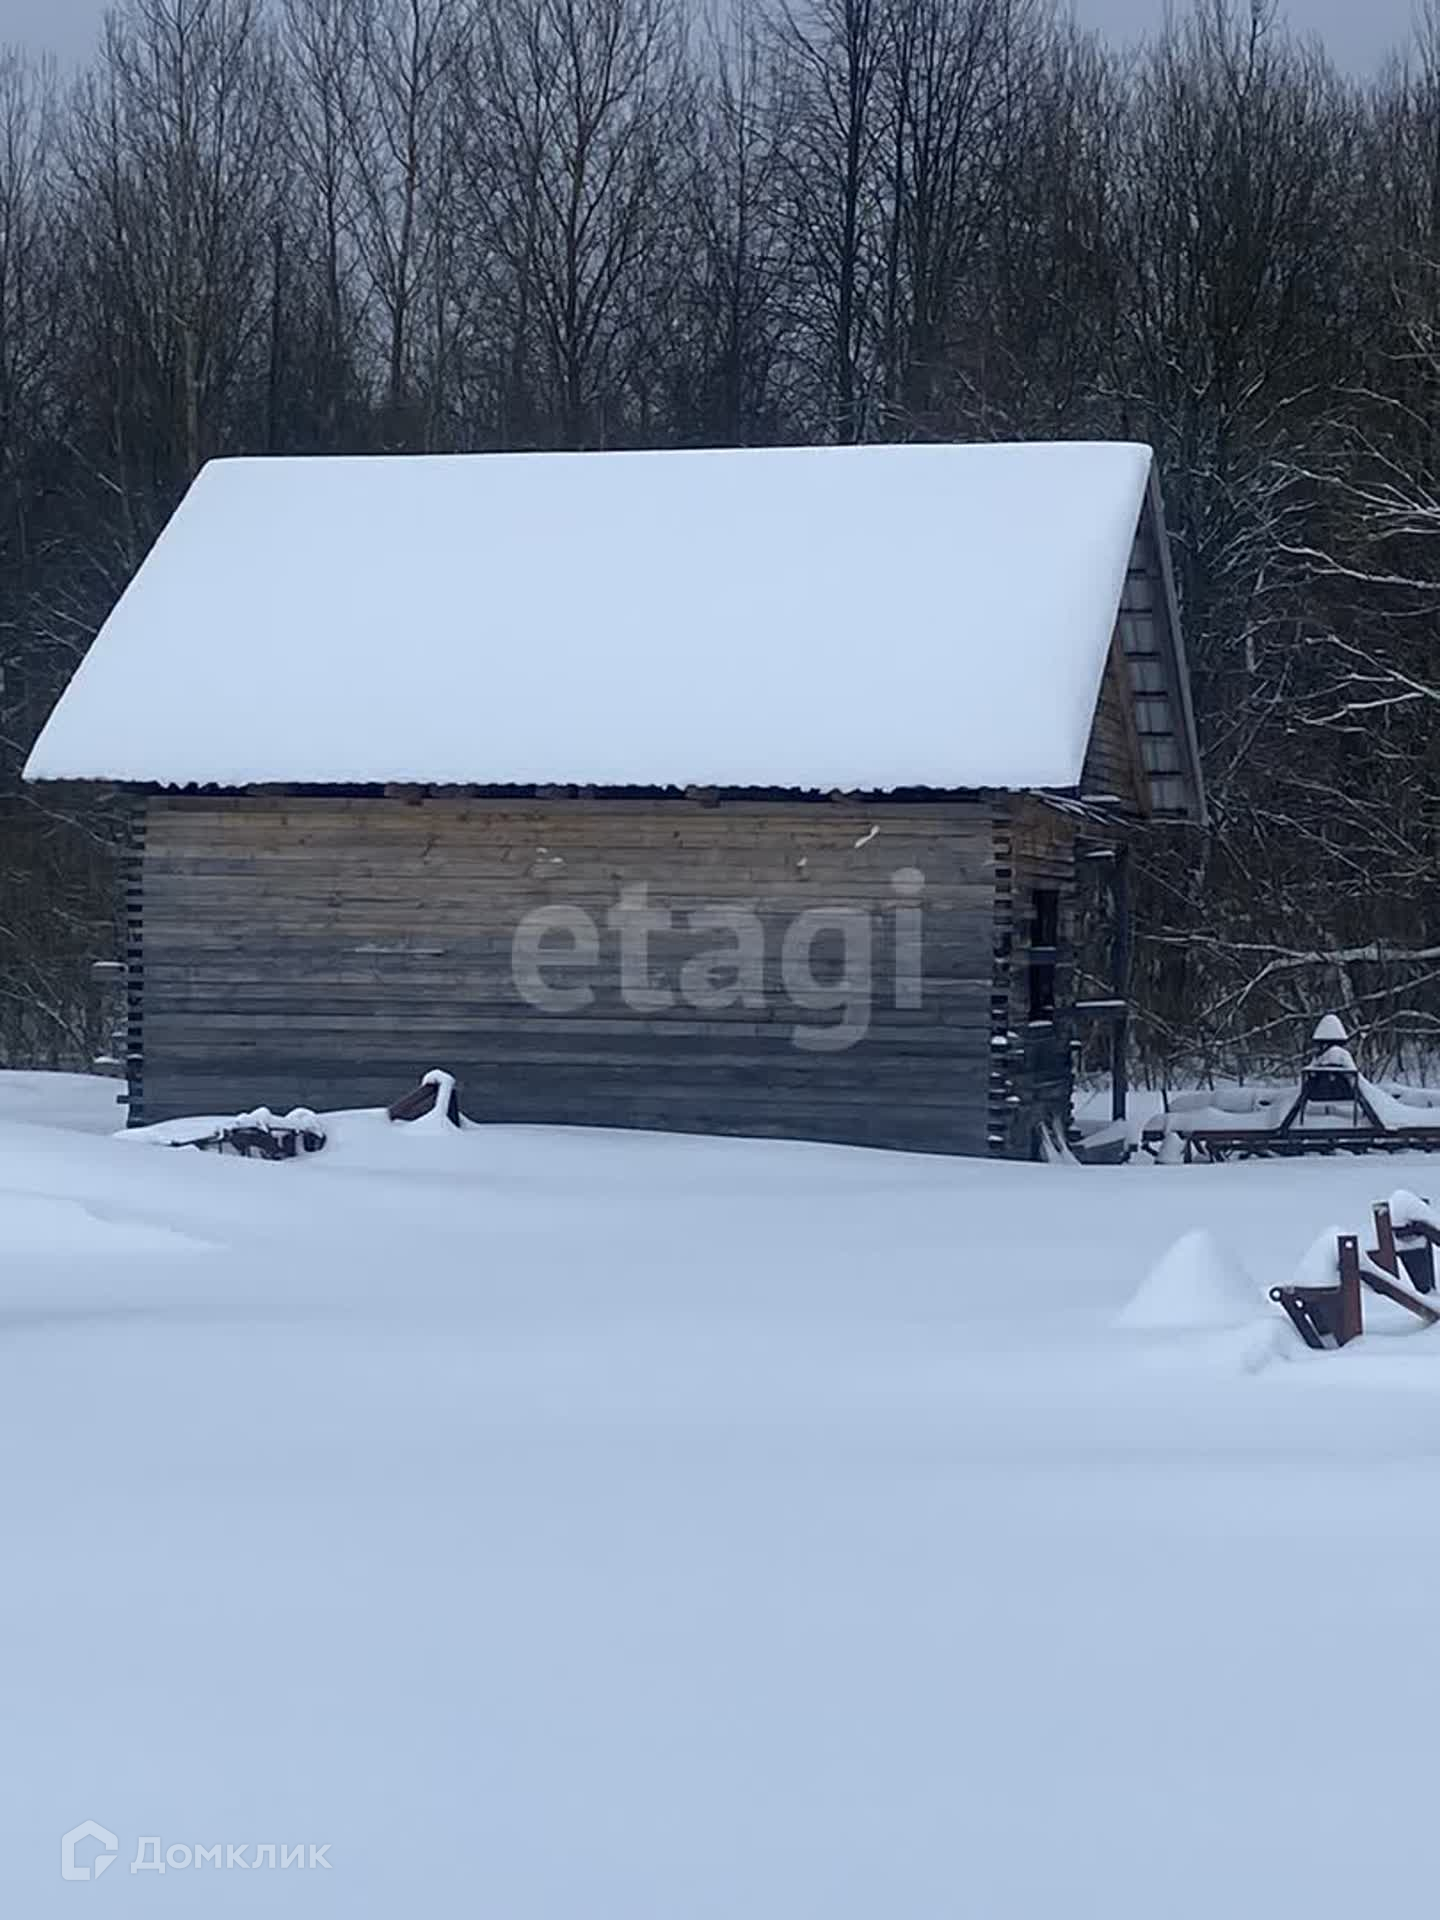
1080, 638, 1146, 813
132, 795, 1002, 1155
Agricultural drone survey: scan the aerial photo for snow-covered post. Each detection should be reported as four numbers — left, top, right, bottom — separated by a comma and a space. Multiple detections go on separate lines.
1370, 1202, 1398, 1279
1336, 1235, 1364, 1347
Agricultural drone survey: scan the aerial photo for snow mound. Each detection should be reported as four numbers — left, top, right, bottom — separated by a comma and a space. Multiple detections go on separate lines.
1138, 1317, 1294, 1377
1356, 1078, 1440, 1132
1389, 1189, 1440, 1235
120, 1114, 238, 1146
1292, 1227, 1347, 1290
0, 1190, 211, 1257
1116, 1230, 1267, 1332
1314, 1044, 1358, 1072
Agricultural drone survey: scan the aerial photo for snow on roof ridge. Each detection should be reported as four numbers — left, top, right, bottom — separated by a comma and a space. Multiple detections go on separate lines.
199, 437, 1157, 467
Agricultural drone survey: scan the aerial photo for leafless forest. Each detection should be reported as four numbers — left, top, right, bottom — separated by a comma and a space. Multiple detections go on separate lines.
1, 0, 1438, 1086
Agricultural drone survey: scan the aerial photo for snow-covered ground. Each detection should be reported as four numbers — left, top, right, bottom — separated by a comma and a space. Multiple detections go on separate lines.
4, 1073, 1440, 1914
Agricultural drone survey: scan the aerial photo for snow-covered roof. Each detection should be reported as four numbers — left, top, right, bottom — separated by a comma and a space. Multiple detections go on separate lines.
25, 442, 1172, 793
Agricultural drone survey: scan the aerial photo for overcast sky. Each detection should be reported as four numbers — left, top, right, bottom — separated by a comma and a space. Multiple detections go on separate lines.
1, 0, 1426, 70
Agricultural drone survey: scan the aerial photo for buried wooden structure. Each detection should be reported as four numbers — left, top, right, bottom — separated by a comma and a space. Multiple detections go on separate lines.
175, 1073, 462, 1157
23, 443, 1204, 1162
387, 1070, 462, 1126
1270, 1205, 1440, 1350
186, 1111, 327, 1159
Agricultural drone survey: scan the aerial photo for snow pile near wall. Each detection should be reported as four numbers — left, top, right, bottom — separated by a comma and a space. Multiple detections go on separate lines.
1116, 1229, 1269, 1332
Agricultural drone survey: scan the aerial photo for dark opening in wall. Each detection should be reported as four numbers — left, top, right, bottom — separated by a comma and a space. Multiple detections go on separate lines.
1028, 888, 1059, 1021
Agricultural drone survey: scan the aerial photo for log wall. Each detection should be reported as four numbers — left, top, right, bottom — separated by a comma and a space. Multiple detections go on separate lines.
131, 794, 1008, 1155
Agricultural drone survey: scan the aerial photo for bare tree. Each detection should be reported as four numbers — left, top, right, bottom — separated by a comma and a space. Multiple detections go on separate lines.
341, 0, 463, 443
774, 0, 887, 441
66, 0, 282, 491
5, 0, 1440, 1080
875, 0, 1040, 435
279, 0, 369, 439
665, 3, 795, 444
471, 0, 684, 446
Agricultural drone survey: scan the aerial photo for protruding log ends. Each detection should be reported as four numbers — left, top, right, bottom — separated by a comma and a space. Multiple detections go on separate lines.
387, 1069, 462, 1127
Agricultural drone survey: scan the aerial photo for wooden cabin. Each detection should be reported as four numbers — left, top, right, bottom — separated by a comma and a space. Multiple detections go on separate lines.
24, 442, 1204, 1156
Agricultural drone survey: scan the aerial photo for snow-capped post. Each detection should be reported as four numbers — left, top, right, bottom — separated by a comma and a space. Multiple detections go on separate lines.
1278, 1019, 1383, 1133
1370, 1202, 1399, 1280
1336, 1235, 1364, 1347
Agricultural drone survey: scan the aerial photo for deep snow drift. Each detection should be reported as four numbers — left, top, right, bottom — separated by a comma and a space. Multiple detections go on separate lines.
4, 1073, 1440, 1916
1114, 1227, 1266, 1330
